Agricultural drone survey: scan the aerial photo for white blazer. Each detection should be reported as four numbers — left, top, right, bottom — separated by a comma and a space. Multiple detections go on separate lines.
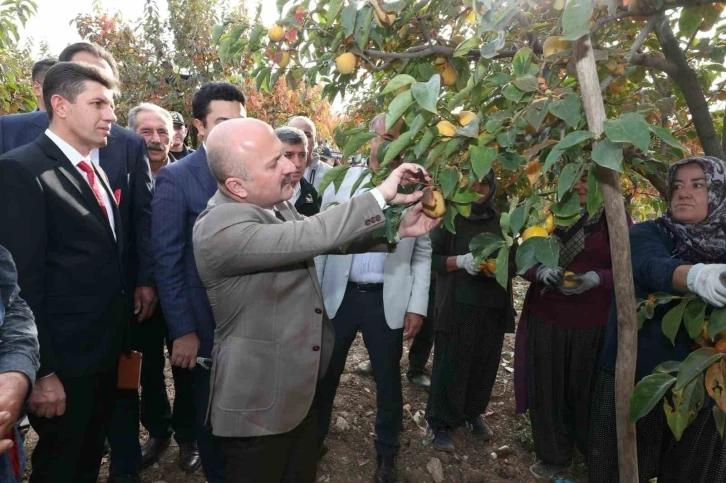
315, 167, 431, 329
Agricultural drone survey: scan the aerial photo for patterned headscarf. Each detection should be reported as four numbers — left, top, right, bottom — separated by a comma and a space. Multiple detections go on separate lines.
660, 156, 726, 263
467, 170, 498, 221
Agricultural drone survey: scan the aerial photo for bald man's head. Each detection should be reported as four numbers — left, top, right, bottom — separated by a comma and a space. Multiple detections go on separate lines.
207, 118, 296, 208
287, 116, 317, 162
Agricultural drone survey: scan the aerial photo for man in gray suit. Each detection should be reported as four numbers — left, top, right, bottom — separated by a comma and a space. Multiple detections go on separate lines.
192, 118, 439, 483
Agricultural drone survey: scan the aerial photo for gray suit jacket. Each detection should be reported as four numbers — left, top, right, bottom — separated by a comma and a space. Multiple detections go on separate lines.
193, 190, 385, 437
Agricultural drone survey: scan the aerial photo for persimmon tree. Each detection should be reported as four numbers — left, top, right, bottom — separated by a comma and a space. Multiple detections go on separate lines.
0, 0, 37, 114
216, 0, 726, 479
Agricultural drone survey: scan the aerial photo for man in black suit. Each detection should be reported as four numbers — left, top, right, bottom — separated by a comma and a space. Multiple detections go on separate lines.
274, 126, 321, 217
30, 58, 57, 112
0, 61, 128, 483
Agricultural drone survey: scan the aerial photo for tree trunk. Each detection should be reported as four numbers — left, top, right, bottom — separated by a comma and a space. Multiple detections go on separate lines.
573, 35, 640, 482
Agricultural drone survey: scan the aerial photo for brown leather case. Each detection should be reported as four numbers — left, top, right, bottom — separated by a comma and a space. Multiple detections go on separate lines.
117, 351, 142, 390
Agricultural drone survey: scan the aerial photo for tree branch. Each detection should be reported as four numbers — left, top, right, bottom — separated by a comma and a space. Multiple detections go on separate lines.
652, 13, 724, 158
626, 17, 655, 64
629, 54, 678, 77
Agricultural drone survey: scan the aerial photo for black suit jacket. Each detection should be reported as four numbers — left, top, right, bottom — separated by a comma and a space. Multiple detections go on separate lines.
0, 111, 154, 288
0, 134, 130, 378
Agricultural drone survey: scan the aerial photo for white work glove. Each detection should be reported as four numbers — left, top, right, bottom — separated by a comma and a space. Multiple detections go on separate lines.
456, 253, 481, 276
536, 265, 563, 288
687, 263, 726, 307
559, 271, 600, 296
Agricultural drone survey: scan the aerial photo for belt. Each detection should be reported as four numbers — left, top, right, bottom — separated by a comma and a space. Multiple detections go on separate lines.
347, 282, 384, 292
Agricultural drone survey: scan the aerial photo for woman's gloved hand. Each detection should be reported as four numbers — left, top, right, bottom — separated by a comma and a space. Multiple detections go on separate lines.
536, 266, 563, 288
558, 271, 600, 296
456, 253, 481, 276
687, 263, 726, 307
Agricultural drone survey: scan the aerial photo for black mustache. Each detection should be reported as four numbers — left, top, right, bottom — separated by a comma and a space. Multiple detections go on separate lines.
281, 175, 292, 187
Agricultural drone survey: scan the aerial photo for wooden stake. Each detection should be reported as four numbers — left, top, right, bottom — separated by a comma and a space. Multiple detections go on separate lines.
573, 35, 640, 482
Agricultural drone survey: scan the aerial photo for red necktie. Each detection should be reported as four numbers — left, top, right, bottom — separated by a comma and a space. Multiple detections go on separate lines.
77, 160, 109, 220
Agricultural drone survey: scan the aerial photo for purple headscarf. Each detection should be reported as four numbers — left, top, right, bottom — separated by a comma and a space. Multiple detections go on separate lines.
660, 156, 726, 263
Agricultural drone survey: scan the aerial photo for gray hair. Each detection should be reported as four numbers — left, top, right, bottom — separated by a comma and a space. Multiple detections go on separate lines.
127, 103, 173, 133
274, 126, 308, 148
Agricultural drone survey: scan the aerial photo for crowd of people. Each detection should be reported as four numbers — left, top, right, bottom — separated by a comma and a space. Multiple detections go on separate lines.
0, 40, 724, 483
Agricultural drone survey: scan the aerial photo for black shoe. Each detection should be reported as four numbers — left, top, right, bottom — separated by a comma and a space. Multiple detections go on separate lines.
319, 439, 329, 460
407, 373, 431, 390
178, 440, 202, 473
374, 455, 396, 483
140, 435, 171, 469
107, 474, 140, 483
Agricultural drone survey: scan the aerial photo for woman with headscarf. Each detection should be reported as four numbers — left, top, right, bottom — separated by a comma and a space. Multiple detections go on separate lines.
425, 171, 516, 452
513, 170, 627, 479
589, 156, 726, 482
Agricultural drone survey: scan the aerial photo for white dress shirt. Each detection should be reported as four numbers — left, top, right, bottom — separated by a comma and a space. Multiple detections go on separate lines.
304, 155, 332, 190
290, 182, 302, 205
45, 129, 116, 238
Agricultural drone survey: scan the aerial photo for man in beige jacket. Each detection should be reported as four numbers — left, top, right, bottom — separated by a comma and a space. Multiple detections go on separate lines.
192, 118, 439, 483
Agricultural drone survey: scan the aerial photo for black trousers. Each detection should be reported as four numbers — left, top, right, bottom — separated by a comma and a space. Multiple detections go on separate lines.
219, 409, 318, 483
29, 368, 116, 483
426, 304, 504, 430
314, 287, 403, 457
108, 307, 196, 475
195, 361, 226, 483
406, 313, 434, 378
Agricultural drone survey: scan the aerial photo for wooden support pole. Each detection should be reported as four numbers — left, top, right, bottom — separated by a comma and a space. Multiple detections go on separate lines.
572, 35, 640, 483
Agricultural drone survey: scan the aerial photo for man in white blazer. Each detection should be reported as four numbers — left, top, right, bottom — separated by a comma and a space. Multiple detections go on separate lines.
314, 114, 431, 483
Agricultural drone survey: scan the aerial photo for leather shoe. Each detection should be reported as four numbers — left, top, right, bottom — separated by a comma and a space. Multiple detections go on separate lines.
319, 439, 329, 460
141, 435, 171, 469
407, 373, 430, 390
107, 474, 140, 483
374, 455, 396, 483
178, 440, 202, 473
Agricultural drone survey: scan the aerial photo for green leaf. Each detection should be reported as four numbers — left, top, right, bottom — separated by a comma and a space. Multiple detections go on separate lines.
502, 83, 525, 103
382, 132, 413, 166
510, 204, 529, 237
525, 99, 551, 131
411, 74, 440, 114
561, 0, 594, 41
443, 205, 457, 234
354, 4, 373, 50
212, 25, 224, 45
408, 113, 428, 138
276, 0, 286, 13
557, 163, 578, 200
551, 192, 581, 218
500, 212, 511, 235
496, 130, 518, 149
708, 308, 726, 342
342, 132, 378, 162
515, 237, 538, 274
512, 47, 534, 77
450, 189, 482, 203
327, 0, 344, 22
453, 37, 480, 58
349, 168, 371, 197
248, 23, 265, 46
586, 169, 603, 217
318, 165, 352, 196
469, 145, 497, 180
470, 232, 505, 254
513, 75, 539, 92
604, 113, 651, 153
592, 139, 624, 172
495, 246, 510, 288
549, 96, 583, 128
498, 152, 525, 171
443, 138, 463, 160
386, 90, 414, 131
414, 129, 437, 158
534, 236, 560, 269
381, 74, 417, 95
439, 166, 459, 198
649, 125, 687, 153
341, 0, 358, 37
655, 361, 682, 374
675, 347, 722, 391
683, 299, 707, 339
662, 300, 688, 346
543, 131, 596, 172
679, 6, 703, 39
630, 373, 676, 423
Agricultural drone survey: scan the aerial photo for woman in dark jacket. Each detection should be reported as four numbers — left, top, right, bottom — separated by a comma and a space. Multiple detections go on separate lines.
514, 171, 626, 479
589, 156, 726, 482
425, 171, 516, 452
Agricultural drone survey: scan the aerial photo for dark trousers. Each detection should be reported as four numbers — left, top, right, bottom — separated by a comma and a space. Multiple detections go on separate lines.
315, 287, 403, 457
219, 409, 318, 483
108, 308, 196, 475
426, 304, 504, 430
527, 315, 604, 465
406, 314, 434, 378
195, 361, 226, 483
29, 369, 116, 483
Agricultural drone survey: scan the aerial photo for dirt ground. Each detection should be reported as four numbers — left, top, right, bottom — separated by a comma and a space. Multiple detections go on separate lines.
22, 280, 590, 482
